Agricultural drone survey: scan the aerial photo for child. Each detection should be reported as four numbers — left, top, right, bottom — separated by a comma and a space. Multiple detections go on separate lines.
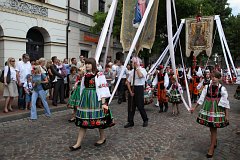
67, 67, 84, 122
23, 74, 33, 110
168, 75, 183, 115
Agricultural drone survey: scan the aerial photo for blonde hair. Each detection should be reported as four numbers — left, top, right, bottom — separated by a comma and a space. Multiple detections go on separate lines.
46, 60, 52, 68
33, 65, 41, 74
7, 57, 15, 68
39, 58, 46, 64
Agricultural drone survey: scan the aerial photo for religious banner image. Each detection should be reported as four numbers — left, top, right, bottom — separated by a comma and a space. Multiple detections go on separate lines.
133, 0, 148, 28
120, 0, 158, 53
185, 16, 214, 57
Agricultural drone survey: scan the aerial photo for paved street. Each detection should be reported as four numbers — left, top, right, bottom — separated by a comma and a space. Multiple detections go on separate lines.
0, 85, 240, 160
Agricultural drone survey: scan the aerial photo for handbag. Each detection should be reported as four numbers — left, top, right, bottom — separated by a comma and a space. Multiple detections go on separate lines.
41, 74, 52, 90
0, 66, 11, 84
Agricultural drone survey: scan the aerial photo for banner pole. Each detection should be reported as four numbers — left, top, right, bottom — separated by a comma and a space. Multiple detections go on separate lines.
109, 0, 155, 104
95, 0, 118, 63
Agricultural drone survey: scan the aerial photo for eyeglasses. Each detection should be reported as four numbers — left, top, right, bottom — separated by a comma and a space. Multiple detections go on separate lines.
11, 60, 15, 62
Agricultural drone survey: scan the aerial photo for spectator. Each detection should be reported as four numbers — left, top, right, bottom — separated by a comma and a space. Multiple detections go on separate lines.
50, 56, 66, 106
46, 60, 53, 100
16, 54, 31, 110
23, 74, 33, 110
71, 58, 77, 67
77, 55, 85, 68
30, 66, 51, 120
3, 58, 18, 113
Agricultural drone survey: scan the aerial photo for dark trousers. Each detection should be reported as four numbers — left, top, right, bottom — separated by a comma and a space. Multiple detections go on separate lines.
127, 86, 148, 123
53, 79, 64, 104
18, 84, 25, 109
118, 78, 126, 102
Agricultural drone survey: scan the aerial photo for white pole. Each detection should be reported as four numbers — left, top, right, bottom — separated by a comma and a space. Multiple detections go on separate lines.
166, 0, 177, 75
216, 15, 237, 77
95, 0, 118, 63
109, 0, 155, 104
167, 0, 190, 111
148, 20, 185, 75
103, 2, 117, 70
215, 16, 232, 80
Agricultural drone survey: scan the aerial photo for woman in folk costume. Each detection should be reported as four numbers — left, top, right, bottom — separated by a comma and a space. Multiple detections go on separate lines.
152, 65, 169, 112
69, 58, 115, 151
190, 71, 230, 158
67, 67, 84, 122
168, 75, 183, 116
197, 69, 211, 94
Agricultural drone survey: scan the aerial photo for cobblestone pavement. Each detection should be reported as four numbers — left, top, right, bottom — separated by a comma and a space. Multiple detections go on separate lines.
0, 85, 240, 160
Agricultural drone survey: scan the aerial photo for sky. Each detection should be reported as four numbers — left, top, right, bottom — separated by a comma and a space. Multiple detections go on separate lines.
228, 0, 240, 16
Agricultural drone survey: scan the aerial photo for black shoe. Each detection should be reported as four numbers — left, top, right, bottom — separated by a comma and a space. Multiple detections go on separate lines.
52, 103, 57, 106
124, 123, 134, 128
60, 101, 67, 104
118, 100, 122, 104
68, 119, 75, 123
143, 121, 148, 127
159, 110, 163, 113
69, 145, 81, 151
206, 153, 213, 158
94, 139, 106, 146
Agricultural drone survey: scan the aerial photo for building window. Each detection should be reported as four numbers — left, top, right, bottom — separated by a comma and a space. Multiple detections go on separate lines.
99, 0, 105, 12
80, 0, 88, 14
81, 50, 89, 58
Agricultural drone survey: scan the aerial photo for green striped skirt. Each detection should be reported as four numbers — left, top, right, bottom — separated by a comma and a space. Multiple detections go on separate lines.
68, 85, 81, 108
197, 97, 229, 128
75, 88, 115, 129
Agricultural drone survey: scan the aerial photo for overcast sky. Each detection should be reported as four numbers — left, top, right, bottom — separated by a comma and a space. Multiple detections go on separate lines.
228, 0, 240, 15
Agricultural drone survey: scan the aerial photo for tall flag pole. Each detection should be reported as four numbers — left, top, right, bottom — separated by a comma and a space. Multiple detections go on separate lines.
109, 0, 156, 104
95, 0, 118, 63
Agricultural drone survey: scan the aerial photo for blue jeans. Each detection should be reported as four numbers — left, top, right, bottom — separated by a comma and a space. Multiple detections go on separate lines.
30, 90, 51, 120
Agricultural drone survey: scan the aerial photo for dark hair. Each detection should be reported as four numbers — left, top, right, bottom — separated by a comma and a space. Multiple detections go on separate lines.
71, 58, 76, 62
84, 58, 98, 74
212, 71, 221, 79
22, 53, 29, 59
51, 56, 57, 62
70, 66, 77, 74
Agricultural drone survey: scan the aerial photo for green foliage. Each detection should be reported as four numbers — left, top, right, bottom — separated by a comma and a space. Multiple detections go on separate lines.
90, 0, 123, 39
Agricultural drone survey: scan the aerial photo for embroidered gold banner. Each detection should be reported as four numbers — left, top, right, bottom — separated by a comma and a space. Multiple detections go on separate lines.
185, 16, 214, 57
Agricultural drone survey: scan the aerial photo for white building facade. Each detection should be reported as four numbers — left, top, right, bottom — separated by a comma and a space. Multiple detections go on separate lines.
68, 0, 123, 63
0, 0, 67, 67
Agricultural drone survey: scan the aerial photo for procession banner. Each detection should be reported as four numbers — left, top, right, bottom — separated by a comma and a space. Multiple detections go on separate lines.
120, 0, 159, 53
185, 16, 214, 57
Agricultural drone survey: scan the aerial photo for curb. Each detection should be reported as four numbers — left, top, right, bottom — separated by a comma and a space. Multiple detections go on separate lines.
0, 105, 67, 123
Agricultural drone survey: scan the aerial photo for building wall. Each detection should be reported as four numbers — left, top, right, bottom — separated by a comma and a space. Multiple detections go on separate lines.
0, 0, 67, 68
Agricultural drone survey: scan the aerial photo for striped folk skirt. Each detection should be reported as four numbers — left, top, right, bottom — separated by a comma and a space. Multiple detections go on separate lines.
197, 97, 229, 128
68, 85, 81, 109
75, 88, 115, 129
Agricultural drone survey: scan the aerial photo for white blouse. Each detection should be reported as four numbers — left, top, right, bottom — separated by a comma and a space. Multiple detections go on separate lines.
80, 72, 111, 101
197, 84, 230, 109
4, 66, 17, 81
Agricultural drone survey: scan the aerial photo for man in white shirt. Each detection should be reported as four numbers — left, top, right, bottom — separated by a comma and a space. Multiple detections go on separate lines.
16, 54, 32, 110
115, 60, 128, 104
124, 57, 148, 128
77, 55, 85, 68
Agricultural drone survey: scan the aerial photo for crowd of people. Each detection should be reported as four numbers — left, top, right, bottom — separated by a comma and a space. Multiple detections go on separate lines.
1, 53, 239, 158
